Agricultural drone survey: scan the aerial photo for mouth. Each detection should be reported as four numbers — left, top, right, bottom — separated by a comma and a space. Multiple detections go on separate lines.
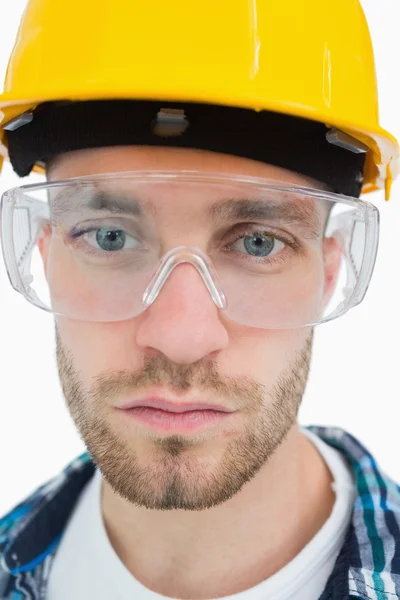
116, 397, 235, 433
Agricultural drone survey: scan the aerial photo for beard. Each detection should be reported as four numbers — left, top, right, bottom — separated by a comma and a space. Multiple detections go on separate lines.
56, 328, 313, 511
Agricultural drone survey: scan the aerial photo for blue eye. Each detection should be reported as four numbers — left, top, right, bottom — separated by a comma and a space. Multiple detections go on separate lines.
96, 228, 126, 251
230, 232, 285, 258
79, 227, 141, 252
243, 233, 276, 257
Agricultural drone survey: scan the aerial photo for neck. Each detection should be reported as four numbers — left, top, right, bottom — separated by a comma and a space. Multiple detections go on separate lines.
101, 425, 335, 598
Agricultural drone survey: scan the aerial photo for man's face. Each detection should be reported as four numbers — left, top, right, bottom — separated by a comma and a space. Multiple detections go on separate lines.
51, 147, 319, 511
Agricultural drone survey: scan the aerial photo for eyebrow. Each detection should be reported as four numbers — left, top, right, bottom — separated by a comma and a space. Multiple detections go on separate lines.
208, 198, 322, 237
51, 190, 145, 218
87, 191, 143, 216
50, 189, 323, 237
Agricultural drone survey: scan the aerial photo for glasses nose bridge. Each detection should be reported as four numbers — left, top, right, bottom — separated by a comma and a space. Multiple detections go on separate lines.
142, 246, 227, 311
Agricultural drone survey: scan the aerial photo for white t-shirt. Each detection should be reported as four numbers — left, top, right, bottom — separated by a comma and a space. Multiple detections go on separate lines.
47, 429, 356, 600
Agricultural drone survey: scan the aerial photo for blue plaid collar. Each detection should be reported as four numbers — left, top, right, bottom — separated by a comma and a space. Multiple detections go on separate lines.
1, 426, 400, 599
312, 427, 400, 600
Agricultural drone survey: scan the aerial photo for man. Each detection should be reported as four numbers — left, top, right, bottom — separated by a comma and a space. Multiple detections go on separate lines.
0, 0, 399, 598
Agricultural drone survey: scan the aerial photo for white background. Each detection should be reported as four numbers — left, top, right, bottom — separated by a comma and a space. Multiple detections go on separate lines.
0, 0, 399, 516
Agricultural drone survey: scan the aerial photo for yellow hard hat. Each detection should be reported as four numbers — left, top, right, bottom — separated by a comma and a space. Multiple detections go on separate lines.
0, 0, 398, 198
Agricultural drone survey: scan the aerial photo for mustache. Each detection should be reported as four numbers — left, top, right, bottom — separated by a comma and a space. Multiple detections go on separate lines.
89, 354, 266, 407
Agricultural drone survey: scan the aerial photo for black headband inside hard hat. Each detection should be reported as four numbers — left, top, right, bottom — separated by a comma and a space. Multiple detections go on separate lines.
5, 100, 366, 197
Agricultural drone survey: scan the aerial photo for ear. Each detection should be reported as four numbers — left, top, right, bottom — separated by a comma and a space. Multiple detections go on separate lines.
37, 223, 51, 278
322, 235, 343, 308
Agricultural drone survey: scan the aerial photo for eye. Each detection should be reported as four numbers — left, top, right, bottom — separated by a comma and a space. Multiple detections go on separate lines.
84, 228, 141, 252
229, 232, 285, 258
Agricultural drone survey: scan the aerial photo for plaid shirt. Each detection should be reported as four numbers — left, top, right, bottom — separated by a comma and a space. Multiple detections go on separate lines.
1, 426, 400, 600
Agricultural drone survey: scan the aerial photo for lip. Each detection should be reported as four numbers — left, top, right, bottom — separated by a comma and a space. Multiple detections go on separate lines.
115, 396, 235, 433
117, 397, 234, 414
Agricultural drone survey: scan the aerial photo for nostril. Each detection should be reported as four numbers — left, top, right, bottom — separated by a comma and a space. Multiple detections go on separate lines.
135, 290, 229, 363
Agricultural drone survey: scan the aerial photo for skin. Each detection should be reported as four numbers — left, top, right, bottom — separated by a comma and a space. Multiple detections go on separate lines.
48, 146, 337, 598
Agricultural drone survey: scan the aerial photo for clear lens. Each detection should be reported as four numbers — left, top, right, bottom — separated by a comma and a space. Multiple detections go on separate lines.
0, 172, 379, 329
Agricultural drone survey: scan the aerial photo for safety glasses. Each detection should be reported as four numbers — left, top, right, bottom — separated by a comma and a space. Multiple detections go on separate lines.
0, 171, 379, 329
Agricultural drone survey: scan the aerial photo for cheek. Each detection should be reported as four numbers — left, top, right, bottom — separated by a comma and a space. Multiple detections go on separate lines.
217, 321, 310, 384
56, 317, 142, 387
56, 315, 311, 393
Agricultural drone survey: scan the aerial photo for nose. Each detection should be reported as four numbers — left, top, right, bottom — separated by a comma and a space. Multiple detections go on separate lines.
135, 263, 229, 364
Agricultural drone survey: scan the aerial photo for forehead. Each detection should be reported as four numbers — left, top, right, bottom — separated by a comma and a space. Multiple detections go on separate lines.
48, 146, 322, 189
